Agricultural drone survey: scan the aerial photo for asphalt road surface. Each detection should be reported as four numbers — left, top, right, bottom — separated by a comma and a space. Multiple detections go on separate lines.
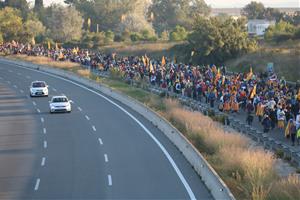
0, 60, 213, 200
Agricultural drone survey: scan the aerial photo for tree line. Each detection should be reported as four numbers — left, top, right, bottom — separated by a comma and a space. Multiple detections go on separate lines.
0, 0, 298, 64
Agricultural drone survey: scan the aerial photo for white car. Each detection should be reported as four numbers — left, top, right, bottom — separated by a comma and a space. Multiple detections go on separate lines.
30, 81, 48, 97
49, 96, 72, 113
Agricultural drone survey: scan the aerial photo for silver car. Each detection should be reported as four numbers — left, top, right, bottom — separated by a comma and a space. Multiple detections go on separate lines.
49, 96, 72, 113
30, 81, 49, 97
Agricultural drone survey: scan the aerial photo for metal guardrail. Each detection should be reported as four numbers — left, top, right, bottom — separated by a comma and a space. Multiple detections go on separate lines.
94, 69, 300, 167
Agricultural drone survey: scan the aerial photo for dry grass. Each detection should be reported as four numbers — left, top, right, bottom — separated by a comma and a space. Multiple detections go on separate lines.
163, 99, 290, 200
268, 174, 300, 200
8, 55, 80, 70
226, 40, 300, 82
76, 69, 91, 78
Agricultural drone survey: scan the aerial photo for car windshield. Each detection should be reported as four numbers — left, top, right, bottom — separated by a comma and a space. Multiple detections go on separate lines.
52, 98, 68, 103
32, 82, 46, 88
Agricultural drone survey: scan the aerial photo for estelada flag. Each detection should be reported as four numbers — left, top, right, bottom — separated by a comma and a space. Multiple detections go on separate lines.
250, 84, 257, 99
246, 67, 253, 80
161, 56, 166, 66
149, 61, 154, 73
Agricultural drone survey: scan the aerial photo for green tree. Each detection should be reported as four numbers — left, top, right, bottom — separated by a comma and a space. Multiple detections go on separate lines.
265, 20, 297, 42
20, 19, 46, 43
149, 0, 210, 33
44, 5, 83, 42
170, 25, 188, 41
4, 0, 29, 19
0, 7, 23, 41
34, 0, 43, 12
241, 1, 265, 19
188, 17, 257, 64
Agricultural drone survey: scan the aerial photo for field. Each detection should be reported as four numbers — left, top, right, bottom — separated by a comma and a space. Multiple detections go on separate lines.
225, 40, 300, 82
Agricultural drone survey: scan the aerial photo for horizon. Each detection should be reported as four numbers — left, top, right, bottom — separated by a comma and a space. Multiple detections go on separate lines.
31, 0, 300, 8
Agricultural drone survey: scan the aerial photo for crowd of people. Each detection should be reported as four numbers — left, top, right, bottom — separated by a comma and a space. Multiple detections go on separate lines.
1, 41, 300, 146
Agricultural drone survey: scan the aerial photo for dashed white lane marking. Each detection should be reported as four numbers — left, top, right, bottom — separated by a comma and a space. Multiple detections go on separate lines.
61, 93, 66, 96
37, 108, 41, 113
77, 107, 82, 111
8, 70, 13, 73
52, 88, 57, 92
43, 141, 47, 149
104, 154, 108, 163
13, 85, 17, 88
43, 128, 46, 134
32, 101, 37, 106
41, 157, 46, 166
85, 115, 90, 120
92, 126, 96, 132
20, 89, 24, 93
17, 72, 22, 76
98, 138, 103, 145
7, 81, 11, 84
108, 175, 112, 186
41, 117, 44, 123
34, 178, 40, 191
0, 77, 2, 80
13, 64, 196, 200
26, 75, 31, 79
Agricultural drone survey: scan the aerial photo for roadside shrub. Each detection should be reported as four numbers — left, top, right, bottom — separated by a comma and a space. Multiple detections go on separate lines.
170, 25, 188, 41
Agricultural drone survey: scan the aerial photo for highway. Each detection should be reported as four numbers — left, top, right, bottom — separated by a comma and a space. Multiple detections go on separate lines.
0, 60, 213, 199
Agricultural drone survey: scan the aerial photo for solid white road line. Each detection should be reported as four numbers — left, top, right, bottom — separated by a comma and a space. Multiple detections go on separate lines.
108, 175, 112, 186
43, 141, 47, 149
98, 138, 103, 145
104, 154, 108, 162
92, 126, 96, 132
85, 115, 90, 120
41, 157, 46, 166
37, 108, 41, 113
41, 117, 44, 123
43, 128, 46, 134
32, 101, 36, 106
77, 107, 82, 111
34, 179, 40, 191
20, 89, 24, 93
13, 63, 196, 200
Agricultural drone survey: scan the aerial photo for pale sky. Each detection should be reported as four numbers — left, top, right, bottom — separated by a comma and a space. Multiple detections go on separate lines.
38, 0, 300, 8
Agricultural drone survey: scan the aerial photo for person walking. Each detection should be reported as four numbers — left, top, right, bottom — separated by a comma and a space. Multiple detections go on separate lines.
262, 114, 271, 133
289, 120, 296, 146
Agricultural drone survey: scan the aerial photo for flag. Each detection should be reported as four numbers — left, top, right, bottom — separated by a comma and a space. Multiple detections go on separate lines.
121, 14, 126, 22
191, 51, 195, 56
222, 76, 226, 85
47, 41, 51, 49
142, 56, 146, 66
150, 12, 154, 21
250, 84, 257, 99
31, 37, 36, 46
55, 43, 58, 50
149, 61, 154, 73
246, 67, 253, 80
161, 56, 166, 66
297, 89, 300, 101
87, 18, 91, 28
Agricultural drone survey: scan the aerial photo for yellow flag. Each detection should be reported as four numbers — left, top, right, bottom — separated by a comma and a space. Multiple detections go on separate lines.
247, 67, 253, 80
297, 89, 300, 101
142, 56, 146, 66
161, 56, 166, 66
48, 41, 51, 49
149, 62, 154, 73
250, 84, 257, 99
121, 15, 126, 22
31, 37, 36, 46
87, 18, 91, 28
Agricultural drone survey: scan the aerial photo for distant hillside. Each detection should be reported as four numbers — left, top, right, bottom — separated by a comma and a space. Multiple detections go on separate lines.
225, 40, 300, 82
